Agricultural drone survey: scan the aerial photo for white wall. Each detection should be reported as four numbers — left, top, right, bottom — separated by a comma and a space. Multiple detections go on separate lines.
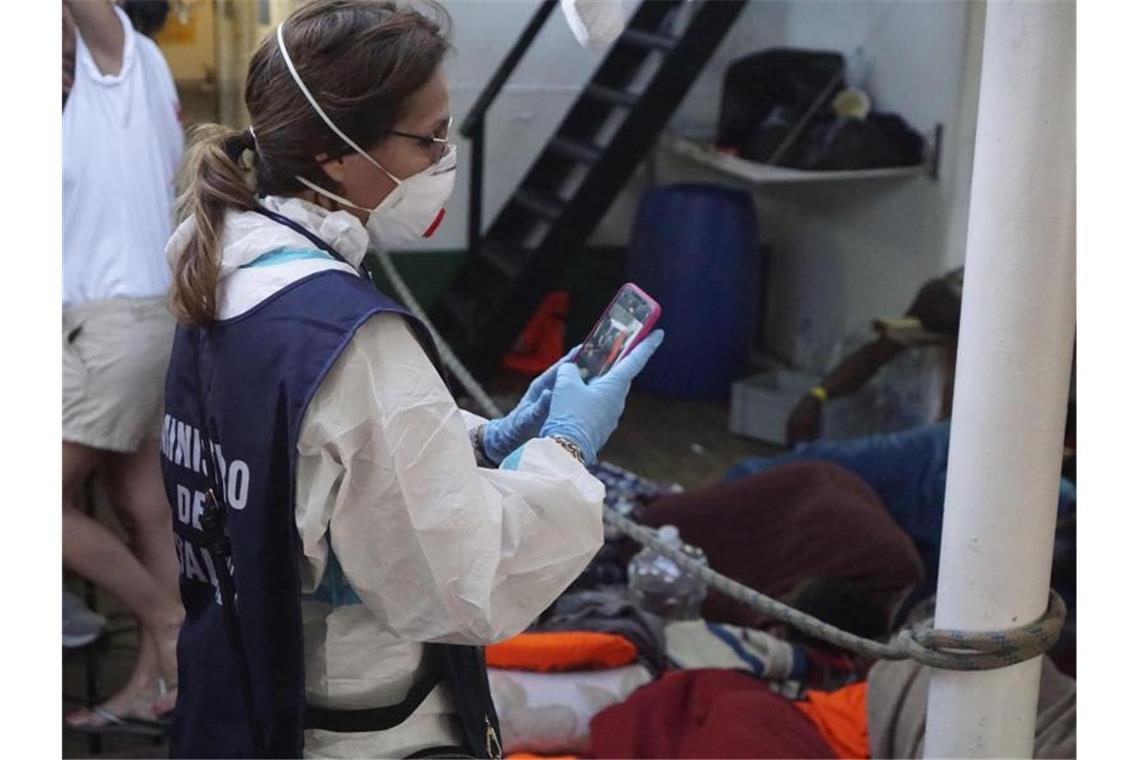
429, 0, 984, 369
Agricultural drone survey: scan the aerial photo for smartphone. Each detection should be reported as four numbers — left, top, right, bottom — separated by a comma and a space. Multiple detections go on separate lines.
574, 283, 662, 381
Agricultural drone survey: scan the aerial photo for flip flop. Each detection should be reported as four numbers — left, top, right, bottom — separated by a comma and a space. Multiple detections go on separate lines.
152, 676, 177, 722
64, 675, 178, 736
63, 705, 168, 737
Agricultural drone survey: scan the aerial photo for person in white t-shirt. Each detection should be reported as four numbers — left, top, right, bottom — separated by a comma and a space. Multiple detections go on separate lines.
62, 0, 184, 730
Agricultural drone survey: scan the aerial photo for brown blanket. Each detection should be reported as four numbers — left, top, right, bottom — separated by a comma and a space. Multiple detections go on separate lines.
639, 461, 926, 632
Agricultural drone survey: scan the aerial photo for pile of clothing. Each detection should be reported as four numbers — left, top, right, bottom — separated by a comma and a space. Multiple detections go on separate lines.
483, 443, 1076, 758
489, 589, 1075, 758
486, 589, 855, 757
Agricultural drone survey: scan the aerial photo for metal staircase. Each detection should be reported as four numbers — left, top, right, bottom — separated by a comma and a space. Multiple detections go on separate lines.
431, 0, 747, 379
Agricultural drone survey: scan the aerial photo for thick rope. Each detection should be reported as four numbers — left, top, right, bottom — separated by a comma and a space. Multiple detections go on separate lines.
373, 249, 1067, 671
604, 509, 1065, 671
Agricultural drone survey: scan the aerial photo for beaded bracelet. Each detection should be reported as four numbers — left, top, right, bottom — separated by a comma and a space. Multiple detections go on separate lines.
549, 435, 586, 465
470, 423, 495, 468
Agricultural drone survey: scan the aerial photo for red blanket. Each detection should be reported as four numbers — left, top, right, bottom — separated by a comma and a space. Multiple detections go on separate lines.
587, 669, 836, 758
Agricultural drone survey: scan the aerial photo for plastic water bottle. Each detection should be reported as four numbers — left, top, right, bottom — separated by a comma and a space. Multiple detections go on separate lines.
627, 525, 709, 620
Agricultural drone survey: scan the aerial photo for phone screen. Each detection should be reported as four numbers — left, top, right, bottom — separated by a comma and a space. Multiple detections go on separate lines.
576, 287, 655, 380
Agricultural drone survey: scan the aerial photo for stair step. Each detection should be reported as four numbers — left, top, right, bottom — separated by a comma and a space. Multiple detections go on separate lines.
481, 245, 528, 279
584, 84, 639, 109
619, 28, 677, 51
513, 188, 565, 221
624, 0, 684, 38
547, 136, 604, 164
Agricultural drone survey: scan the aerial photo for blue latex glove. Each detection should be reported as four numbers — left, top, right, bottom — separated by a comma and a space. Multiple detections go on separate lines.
539, 330, 665, 464
481, 344, 581, 464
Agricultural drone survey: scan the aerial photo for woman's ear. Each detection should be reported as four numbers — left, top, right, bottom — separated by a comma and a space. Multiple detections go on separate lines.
318, 154, 346, 184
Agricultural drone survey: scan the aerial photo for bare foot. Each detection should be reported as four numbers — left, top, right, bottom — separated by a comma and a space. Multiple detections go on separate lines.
67, 622, 180, 730
153, 678, 177, 716
150, 611, 182, 696
135, 623, 180, 706
65, 679, 171, 728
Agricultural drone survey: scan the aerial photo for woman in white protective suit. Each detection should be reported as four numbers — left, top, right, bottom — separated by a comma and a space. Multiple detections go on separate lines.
160, 1, 662, 758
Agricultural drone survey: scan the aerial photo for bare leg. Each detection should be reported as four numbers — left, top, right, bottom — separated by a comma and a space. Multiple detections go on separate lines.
101, 441, 180, 598
63, 440, 182, 724
101, 440, 182, 692
63, 444, 181, 632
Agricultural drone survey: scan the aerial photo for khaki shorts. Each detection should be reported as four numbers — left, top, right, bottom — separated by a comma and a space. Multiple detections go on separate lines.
63, 297, 176, 453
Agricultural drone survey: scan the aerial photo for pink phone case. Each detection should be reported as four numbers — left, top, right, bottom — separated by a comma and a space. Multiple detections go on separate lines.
574, 282, 661, 378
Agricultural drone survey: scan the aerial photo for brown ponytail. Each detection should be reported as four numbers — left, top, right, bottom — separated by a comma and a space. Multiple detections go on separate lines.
170, 124, 259, 325
168, 0, 450, 326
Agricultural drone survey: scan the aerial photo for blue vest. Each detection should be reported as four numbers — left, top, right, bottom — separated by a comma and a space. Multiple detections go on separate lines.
161, 268, 500, 758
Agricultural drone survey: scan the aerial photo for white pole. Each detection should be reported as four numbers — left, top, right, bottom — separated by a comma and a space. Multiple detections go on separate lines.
923, 1, 1075, 758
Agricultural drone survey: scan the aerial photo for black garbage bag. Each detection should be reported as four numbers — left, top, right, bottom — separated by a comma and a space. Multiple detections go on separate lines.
798, 113, 925, 171
741, 105, 813, 167
717, 48, 846, 156
717, 47, 926, 171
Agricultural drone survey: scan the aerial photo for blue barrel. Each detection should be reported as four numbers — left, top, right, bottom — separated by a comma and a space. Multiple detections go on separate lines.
629, 184, 759, 399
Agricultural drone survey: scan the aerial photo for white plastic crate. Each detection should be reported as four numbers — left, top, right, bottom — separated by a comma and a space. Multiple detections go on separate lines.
729, 369, 821, 445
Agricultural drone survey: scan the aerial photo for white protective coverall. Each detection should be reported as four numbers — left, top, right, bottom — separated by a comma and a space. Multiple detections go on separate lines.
165, 196, 605, 758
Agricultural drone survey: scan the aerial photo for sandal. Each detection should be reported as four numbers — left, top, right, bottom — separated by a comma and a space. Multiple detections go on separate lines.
64, 678, 176, 736
63, 705, 168, 736
152, 676, 177, 722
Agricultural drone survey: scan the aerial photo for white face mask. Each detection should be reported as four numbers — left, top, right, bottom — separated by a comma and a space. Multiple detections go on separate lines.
276, 24, 457, 250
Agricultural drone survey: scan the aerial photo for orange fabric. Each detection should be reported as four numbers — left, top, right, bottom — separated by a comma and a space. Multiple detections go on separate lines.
502, 291, 569, 374
485, 631, 638, 672
794, 681, 870, 760
507, 754, 577, 759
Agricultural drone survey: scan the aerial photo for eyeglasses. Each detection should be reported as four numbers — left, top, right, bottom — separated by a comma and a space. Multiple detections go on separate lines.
386, 117, 452, 163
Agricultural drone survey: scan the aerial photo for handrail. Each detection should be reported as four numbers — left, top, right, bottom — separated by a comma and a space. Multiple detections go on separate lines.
462, 0, 559, 261
460, 0, 559, 137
